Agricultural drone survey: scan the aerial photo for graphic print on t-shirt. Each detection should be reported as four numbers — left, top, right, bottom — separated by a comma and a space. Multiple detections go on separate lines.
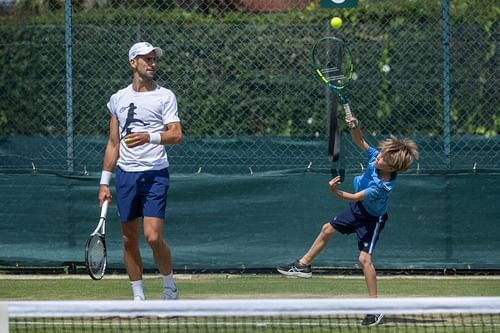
121, 102, 149, 136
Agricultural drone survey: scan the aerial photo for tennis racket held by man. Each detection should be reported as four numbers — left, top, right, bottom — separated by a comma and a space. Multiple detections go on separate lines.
85, 200, 109, 280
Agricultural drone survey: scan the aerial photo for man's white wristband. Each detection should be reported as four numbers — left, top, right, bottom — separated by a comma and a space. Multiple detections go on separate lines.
100, 170, 112, 185
149, 132, 162, 145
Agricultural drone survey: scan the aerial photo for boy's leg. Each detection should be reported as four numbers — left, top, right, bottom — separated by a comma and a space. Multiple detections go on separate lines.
277, 223, 336, 278
301, 223, 337, 264
359, 251, 377, 297
358, 216, 385, 298
359, 251, 385, 326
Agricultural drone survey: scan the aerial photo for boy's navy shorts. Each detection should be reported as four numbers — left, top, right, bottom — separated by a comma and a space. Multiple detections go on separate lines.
330, 201, 388, 255
115, 167, 170, 222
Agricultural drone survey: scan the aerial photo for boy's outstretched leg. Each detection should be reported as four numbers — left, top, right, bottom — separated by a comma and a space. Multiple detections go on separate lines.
276, 223, 336, 278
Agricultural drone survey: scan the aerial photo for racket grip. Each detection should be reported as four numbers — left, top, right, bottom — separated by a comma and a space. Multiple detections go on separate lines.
342, 103, 352, 118
343, 103, 353, 119
343, 104, 357, 129
101, 200, 109, 219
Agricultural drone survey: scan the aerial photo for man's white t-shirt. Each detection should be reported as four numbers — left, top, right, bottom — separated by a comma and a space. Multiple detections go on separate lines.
107, 84, 180, 172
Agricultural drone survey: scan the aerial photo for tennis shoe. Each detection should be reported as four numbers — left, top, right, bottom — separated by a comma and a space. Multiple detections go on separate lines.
361, 313, 384, 326
276, 260, 312, 278
162, 286, 179, 300
133, 295, 144, 301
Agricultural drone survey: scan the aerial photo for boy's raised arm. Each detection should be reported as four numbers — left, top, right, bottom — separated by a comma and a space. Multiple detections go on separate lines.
346, 116, 369, 151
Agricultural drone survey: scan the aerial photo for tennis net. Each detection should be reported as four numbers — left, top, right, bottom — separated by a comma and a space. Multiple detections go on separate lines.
2, 297, 500, 332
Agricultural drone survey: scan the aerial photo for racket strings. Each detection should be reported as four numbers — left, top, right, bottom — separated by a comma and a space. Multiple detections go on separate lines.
315, 48, 352, 86
320, 67, 347, 81
312, 37, 354, 98
88, 235, 106, 276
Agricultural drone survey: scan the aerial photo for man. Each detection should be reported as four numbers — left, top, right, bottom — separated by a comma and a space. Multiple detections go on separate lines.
98, 42, 182, 300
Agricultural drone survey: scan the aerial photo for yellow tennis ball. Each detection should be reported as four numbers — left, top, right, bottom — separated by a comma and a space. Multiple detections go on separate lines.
330, 17, 343, 29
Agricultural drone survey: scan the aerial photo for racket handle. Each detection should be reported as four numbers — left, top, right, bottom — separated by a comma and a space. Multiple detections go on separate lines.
343, 103, 357, 129
342, 103, 352, 118
343, 103, 353, 119
100, 200, 109, 219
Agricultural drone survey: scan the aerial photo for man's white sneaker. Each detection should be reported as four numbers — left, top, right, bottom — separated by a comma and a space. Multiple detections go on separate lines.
162, 287, 179, 300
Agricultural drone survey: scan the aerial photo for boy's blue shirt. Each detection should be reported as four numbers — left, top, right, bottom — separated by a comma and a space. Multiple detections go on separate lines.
353, 146, 397, 217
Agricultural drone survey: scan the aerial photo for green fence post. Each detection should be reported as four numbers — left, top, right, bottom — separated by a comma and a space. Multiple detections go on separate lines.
442, 0, 451, 169
65, 0, 74, 173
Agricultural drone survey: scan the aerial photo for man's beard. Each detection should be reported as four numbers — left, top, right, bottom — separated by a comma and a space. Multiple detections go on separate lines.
140, 70, 156, 82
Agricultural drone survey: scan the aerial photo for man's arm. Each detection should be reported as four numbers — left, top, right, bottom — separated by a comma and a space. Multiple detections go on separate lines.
160, 121, 182, 145
98, 115, 120, 206
122, 122, 183, 147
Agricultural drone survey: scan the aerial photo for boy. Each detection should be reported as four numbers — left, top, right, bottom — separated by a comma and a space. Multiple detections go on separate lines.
277, 116, 419, 326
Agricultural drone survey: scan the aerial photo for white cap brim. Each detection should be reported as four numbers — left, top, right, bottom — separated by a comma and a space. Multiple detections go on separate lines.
128, 42, 164, 60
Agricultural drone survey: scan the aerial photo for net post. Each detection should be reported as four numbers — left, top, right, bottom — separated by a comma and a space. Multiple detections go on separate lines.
0, 304, 8, 333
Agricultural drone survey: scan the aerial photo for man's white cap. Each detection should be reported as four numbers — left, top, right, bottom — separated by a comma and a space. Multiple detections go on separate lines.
128, 42, 163, 60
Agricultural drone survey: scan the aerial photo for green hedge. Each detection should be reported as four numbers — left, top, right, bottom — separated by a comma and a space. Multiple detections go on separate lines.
0, 0, 497, 137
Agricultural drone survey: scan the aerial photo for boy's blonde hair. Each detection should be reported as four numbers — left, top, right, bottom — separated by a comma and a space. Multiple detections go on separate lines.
378, 136, 419, 172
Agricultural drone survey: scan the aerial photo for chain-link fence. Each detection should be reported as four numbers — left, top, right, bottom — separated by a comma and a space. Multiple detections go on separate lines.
0, 0, 498, 175
1, 0, 499, 271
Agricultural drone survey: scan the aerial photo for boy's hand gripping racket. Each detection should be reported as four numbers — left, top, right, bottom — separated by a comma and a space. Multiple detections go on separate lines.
85, 200, 108, 280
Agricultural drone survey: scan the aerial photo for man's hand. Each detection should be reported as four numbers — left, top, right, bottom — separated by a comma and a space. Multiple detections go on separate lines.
123, 132, 151, 148
98, 185, 112, 207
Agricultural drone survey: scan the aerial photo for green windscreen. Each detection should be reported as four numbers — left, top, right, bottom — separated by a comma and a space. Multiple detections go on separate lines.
1, 170, 497, 271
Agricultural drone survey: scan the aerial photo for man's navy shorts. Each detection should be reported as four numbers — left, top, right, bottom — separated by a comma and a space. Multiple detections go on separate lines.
115, 167, 169, 222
